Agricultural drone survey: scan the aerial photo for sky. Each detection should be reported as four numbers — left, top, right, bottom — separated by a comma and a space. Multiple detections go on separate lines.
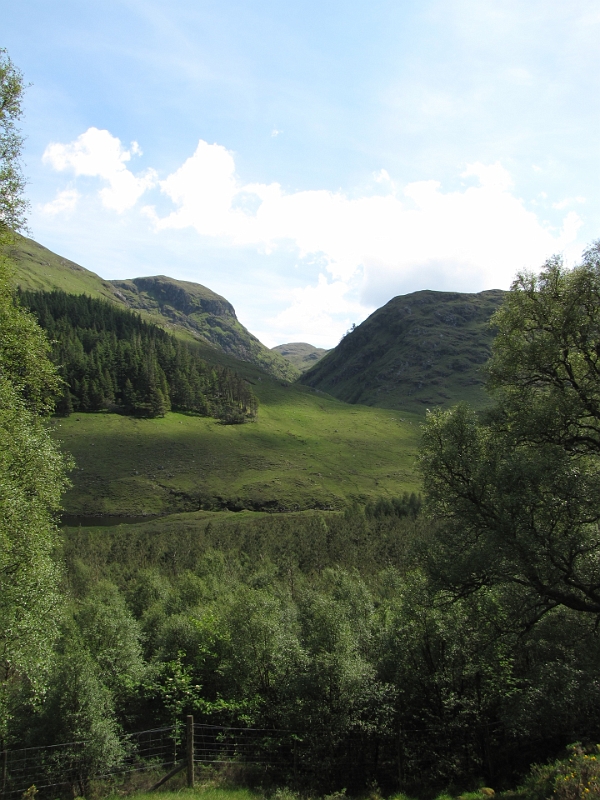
3, 0, 600, 348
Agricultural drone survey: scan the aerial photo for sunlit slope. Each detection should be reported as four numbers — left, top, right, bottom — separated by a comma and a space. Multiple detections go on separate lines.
53, 378, 421, 517
8, 234, 298, 382
272, 342, 329, 373
300, 289, 505, 412
6, 233, 122, 302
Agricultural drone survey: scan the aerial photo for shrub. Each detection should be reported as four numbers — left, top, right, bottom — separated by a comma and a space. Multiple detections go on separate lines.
523, 744, 600, 800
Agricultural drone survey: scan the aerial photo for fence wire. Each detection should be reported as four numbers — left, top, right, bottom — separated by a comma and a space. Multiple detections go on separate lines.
0, 723, 294, 797
1, 718, 508, 797
1, 725, 181, 797
193, 724, 294, 768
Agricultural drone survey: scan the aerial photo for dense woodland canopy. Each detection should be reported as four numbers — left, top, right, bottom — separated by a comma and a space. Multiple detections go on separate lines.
19, 289, 258, 423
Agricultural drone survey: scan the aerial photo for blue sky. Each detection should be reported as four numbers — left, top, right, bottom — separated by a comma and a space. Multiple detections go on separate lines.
3, 0, 600, 347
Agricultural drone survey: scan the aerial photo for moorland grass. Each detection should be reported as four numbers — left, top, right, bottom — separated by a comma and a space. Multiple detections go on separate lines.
105, 786, 265, 800
54, 379, 422, 518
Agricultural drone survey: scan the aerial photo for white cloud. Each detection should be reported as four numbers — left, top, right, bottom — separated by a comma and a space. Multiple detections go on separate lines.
42, 131, 586, 346
145, 143, 582, 309
552, 195, 586, 209
374, 168, 392, 183
43, 128, 157, 213
255, 273, 366, 349
41, 187, 80, 216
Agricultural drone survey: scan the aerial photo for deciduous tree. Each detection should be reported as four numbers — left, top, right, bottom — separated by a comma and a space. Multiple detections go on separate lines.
420, 247, 600, 619
0, 49, 70, 739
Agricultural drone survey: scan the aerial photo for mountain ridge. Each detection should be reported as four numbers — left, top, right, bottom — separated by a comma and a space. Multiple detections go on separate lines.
7, 235, 299, 383
272, 342, 330, 373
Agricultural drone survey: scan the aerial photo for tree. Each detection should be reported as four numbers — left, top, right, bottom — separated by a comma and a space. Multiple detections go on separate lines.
487, 243, 600, 455
0, 49, 28, 236
419, 246, 600, 619
0, 50, 70, 740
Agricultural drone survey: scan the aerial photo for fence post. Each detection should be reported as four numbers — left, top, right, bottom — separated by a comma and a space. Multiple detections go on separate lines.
186, 715, 194, 789
1, 738, 6, 800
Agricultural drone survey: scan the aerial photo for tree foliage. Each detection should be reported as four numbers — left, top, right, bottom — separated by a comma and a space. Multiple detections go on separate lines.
420, 245, 600, 618
488, 242, 600, 454
0, 49, 28, 236
0, 51, 71, 740
20, 289, 258, 422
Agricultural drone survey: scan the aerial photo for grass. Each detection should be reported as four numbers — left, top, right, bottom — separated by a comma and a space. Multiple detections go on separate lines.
110, 787, 263, 800
101, 783, 512, 800
53, 378, 422, 518
7, 234, 122, 302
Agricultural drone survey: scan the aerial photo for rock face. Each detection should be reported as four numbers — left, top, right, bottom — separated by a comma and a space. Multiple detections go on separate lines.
272, 342, 330, 373
114, 275, 236, 318
299, 289, 505, 412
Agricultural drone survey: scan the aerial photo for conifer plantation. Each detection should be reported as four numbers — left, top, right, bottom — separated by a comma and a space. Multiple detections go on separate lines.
20, 289, 258, 422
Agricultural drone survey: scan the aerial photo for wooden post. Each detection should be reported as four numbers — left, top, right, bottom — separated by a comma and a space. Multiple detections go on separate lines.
1, 739, 7, 800
186, 715, 194, 789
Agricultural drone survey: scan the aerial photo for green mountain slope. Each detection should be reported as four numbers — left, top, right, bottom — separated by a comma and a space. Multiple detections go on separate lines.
272, 342, 330, 373
5, 233, 123, 302
53, 377, 422, 518
7, 235, 298, 383
300, 289, 505, 412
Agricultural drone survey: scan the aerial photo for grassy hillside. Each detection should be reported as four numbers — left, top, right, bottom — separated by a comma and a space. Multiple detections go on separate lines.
272, 342, 329, 373
5, 233, 123, 302
7, 235, 298, 383
53, 375, 421, 518
300, 289, 505, 413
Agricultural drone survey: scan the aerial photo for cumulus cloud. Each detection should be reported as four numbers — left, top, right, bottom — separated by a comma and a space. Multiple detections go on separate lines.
42, 130, 585, 345
41, 187, 80, 216
43, 128, 157, 213
145, 143, 582, 308
552, 195, 586, 210
254, 273, 366, 349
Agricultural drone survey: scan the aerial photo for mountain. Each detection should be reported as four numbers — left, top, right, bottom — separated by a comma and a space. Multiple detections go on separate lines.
300, 289, 505, 413
272, 342, 329, 373
7, 235, 299, 383
109, 275, 299, 381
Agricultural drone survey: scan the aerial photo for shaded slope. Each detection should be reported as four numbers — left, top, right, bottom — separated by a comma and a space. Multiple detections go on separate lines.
112, 275, 299, 382
272, 342, 329, 373
7, 235, 298, 382
300, 289, 505, 412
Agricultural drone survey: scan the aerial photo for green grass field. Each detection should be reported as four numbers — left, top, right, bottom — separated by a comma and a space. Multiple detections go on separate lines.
54, 379, 422, 518
124, 790, 263, 800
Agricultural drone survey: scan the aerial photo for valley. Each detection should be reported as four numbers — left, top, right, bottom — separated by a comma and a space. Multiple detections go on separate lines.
11, 234, 504, 525
54, 381, 421, 519
6, 232, 596, 800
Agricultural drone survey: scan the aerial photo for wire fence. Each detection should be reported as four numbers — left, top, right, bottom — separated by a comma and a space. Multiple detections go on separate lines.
0, 721, 298, 798
1, 725, 179, 798
1, 718, 509, 798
